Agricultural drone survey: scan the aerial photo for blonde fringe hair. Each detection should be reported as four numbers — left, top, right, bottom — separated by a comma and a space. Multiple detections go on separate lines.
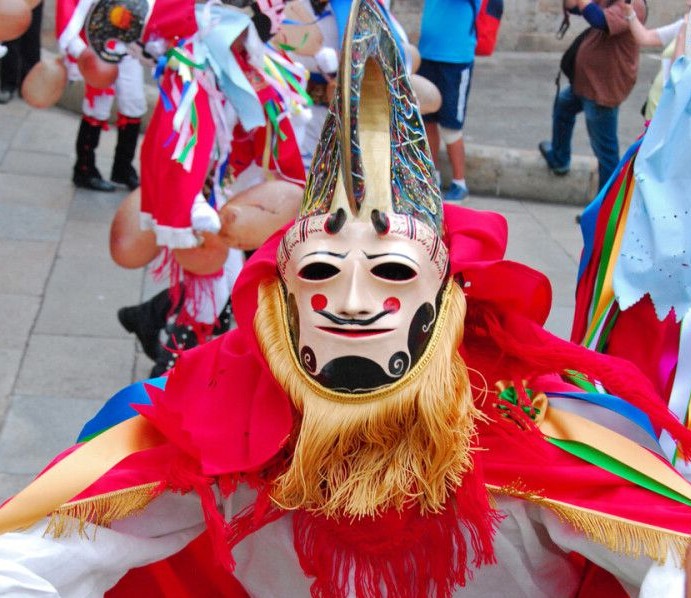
255, 278, 482, 518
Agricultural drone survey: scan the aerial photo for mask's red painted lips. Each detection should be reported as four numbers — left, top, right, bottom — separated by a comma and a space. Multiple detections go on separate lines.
317, 327, 393, 337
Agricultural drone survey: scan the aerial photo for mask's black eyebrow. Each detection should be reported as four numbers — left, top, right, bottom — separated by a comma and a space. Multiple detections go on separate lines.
363, 251, 419, 266
301, 250, 350, 259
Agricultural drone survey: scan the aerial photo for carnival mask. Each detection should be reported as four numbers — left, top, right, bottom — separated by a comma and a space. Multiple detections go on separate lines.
279, 212, 447, 392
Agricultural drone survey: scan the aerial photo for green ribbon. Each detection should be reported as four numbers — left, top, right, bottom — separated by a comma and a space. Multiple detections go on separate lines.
176, 103, 199, 166
166, 47, 205, 71
564, 370, 599, 393
271, 60, 314, 106
265, 100, 287, 144
548, 437, 691, 507
276, 33, 310, 53
586, 159, 633, 342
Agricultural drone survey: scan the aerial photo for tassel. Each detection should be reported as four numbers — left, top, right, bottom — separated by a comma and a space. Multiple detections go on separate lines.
490, 483, 690, 564
294, 468, 499, 598
44, 483, 160, 538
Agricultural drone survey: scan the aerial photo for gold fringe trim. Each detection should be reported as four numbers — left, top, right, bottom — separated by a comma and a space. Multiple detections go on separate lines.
43, 482, 160, 539
256, 278, 484, 518
488, 482, 691, 564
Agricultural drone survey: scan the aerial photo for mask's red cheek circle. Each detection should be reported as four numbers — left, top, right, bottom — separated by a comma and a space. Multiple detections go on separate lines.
383, 297, 400, 313
311, 294, 328, 311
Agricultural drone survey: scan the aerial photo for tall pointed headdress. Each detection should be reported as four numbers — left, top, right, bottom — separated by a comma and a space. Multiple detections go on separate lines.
278, 0, 446, 277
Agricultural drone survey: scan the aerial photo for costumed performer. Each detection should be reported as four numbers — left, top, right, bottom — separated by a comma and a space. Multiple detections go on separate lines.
572, 21, 691, 478
56, 0, 147, 191
101, 0, 308, 375
1, 1, 691, 595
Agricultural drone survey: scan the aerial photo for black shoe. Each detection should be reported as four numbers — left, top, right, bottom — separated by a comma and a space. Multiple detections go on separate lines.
538, 141, 570, 176
118, 306, 162, 361
0, 89, 14, 104
111, 164, 140, 190
73, 172, 117, 192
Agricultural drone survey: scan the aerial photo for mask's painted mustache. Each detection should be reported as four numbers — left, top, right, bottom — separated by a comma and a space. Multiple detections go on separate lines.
315, 309, 392, 326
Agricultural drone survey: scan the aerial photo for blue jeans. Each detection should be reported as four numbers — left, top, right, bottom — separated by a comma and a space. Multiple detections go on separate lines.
551, 85, 619, 190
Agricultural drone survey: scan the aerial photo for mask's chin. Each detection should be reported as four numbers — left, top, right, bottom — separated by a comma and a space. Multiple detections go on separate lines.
312, 355, 404, 393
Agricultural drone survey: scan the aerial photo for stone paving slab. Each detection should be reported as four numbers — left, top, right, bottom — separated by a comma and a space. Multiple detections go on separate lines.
0, 349, 23, 415
10, 109, 80, 156
0, 295, 40, 350
68, 188, 128, 225
0, 240, 56, 295
58, 220, 114, 260
14, 335, 135, 400
0, 172, 73, 207
0, 150, 74, 180
35, 255, 143, 337
0, 395, 100, 477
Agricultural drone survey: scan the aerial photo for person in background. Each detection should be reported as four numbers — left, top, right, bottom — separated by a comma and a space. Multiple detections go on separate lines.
539, 0, 647, 192
55, 0, 146, 191
417, 0, 480, 202
625, 0, 689, 120
0, 2, 42, 104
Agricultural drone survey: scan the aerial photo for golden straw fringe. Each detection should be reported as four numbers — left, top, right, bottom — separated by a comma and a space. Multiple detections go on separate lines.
489, 483, 691, 564
44, 482, 160, 539
256, 278, 484, 518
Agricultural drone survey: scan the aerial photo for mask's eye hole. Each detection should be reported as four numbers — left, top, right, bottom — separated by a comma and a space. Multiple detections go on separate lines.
298, 262, 340, 280
371, 262, 417, 281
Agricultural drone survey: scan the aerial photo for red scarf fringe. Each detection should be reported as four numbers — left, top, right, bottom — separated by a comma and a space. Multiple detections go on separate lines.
292, 462, 499, 598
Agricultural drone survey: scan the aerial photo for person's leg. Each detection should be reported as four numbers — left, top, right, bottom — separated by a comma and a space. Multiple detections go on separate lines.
0, 38, 20, 102
111, 55, 145, 189
118, 288, 177, 361
74, 87, 117, 191
444, 62, 472, 182
416, 58, 442, 185
436, 61, 472, 200
583, 98, 619, 190
18, 3, 42, 86
424, 120, 441, 166
541, 85, 582, 172
445, 136, 465, 181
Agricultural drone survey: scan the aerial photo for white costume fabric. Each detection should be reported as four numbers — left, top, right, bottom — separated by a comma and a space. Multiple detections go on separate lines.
82, 54, 147, 121
0, 487, 683, 597
614, 55, 691, 321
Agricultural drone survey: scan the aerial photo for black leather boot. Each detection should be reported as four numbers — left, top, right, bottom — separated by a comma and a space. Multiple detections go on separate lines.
117, 289, 174, 361
72, 117, 116, 192
150, 316, 213, 377
111, 115, 141, 190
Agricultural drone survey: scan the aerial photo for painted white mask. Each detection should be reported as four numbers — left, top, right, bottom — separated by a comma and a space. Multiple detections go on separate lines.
279, 212, 448, 392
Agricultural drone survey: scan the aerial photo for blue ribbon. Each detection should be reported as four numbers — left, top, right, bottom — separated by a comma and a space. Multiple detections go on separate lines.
77, 377, 167, 442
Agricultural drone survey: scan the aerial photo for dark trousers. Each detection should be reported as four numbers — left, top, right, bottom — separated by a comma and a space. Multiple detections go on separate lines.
0, 3, 43, 92
551, 85, 620, 191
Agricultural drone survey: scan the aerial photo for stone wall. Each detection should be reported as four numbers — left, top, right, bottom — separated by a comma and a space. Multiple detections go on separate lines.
391, 0, 687, 51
